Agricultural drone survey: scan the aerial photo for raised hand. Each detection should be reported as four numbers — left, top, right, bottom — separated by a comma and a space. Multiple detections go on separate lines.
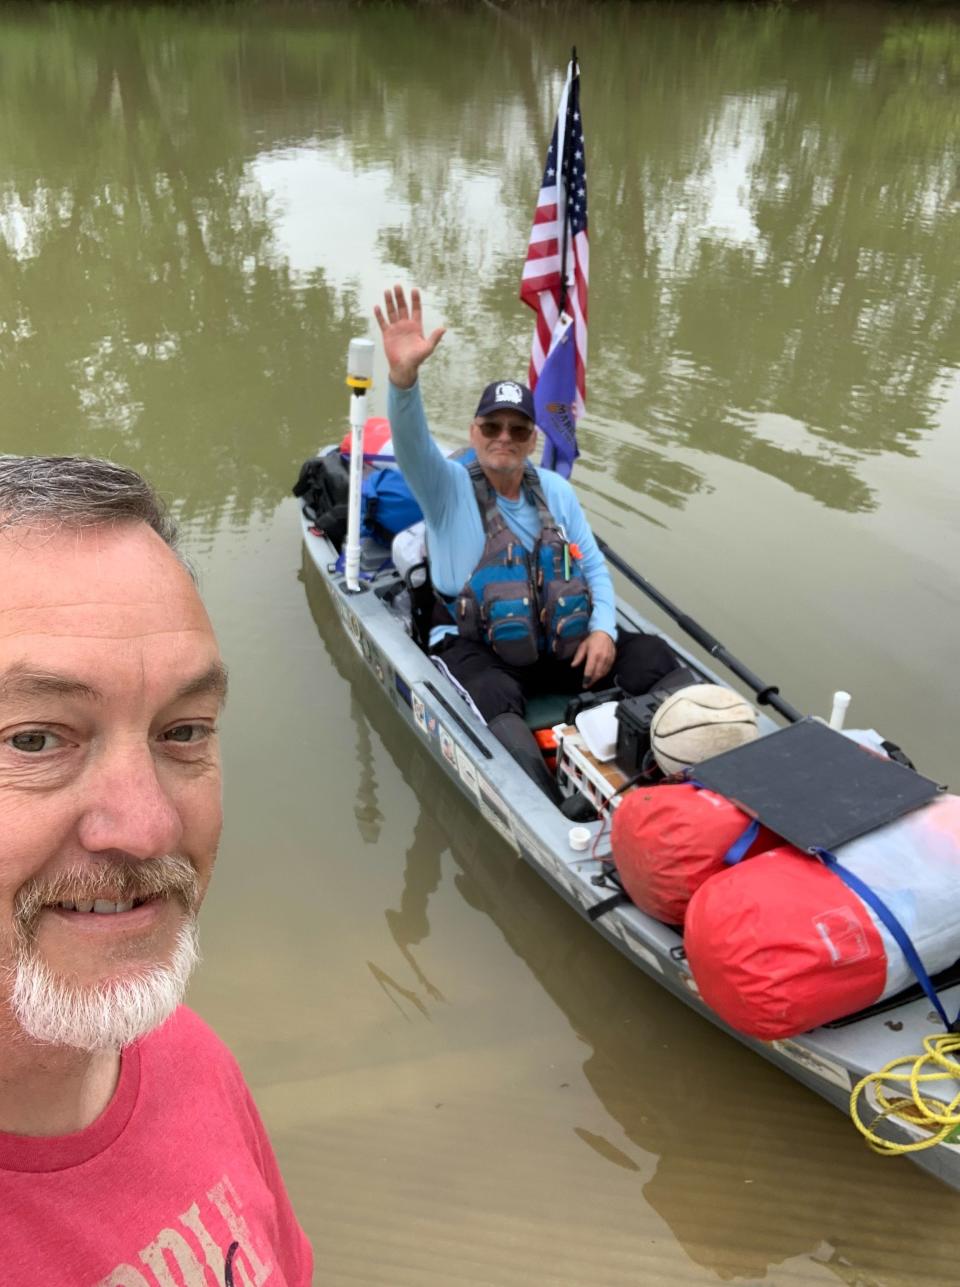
374, 285, 446, 389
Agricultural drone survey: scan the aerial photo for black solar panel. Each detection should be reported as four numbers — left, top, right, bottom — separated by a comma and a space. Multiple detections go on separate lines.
688, 718, 943, 853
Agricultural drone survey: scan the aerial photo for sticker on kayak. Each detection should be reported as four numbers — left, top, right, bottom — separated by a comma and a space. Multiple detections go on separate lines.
771, 1040, 851, 1093
455, 747, 481, 798
394, 673, 412, 708
513, 830, 539, 867
361, 635, 385, 684
411, 693, 428, 736
476, 778, 513, 843
618, 926, 664, 975
337, 599, 365, 658
512, 822, 550, 868
438, 724, 457, 768
679, 970, 700, 996
478, 779, 511, 831
478, 807, 513, 846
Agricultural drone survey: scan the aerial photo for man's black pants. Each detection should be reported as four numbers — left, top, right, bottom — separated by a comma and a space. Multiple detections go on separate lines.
432, 630, 678, 724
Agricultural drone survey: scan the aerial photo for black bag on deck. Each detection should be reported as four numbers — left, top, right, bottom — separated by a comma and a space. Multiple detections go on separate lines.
293, 453, 350, 548
615, 666, 699, 774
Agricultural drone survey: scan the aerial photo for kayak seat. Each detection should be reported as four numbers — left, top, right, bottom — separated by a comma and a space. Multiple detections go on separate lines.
523, 691, 570, 732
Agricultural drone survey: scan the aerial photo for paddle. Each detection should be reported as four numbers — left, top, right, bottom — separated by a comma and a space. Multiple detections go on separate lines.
595, 537, 804, 724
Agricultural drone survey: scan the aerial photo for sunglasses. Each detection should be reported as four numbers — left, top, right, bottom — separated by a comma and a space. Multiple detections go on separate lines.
476, 418, 535, 443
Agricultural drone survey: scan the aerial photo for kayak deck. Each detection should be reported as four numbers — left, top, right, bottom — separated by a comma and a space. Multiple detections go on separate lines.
298, 502, 960, 1189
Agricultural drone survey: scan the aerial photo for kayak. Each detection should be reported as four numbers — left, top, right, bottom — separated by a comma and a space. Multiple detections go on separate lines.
295, 456, 960, 1190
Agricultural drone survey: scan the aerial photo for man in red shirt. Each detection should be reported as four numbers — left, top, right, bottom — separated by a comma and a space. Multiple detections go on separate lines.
0, 457, 312, 1286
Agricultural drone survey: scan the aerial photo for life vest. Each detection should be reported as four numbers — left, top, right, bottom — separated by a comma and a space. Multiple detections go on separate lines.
451, 462, 592, 667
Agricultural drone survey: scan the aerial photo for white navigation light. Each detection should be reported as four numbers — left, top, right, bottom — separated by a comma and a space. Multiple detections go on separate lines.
348, 337, 375, 383
829, 690, 852, 730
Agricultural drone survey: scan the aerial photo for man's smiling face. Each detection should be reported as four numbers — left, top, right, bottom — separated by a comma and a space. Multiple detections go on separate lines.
0, 521, 225, 1047
468, 410, 537, 481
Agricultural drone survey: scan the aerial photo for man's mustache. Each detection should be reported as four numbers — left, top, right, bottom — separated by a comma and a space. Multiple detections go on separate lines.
14, 856, 200, 937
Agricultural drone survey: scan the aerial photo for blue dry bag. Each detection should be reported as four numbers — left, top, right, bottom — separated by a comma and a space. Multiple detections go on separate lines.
359, 469, 423, 545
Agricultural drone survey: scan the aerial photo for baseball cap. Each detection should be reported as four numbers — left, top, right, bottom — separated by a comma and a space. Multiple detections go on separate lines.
474, 380, 536, 423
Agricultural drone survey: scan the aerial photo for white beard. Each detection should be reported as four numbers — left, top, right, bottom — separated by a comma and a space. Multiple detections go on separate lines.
10, 919, 201, 1051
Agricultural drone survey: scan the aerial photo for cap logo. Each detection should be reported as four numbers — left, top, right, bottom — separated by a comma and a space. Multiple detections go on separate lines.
495, 382, 523, 405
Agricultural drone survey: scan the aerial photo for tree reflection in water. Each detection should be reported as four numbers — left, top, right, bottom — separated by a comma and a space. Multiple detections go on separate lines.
0, 8, 360, 527
1, 4, 957, 526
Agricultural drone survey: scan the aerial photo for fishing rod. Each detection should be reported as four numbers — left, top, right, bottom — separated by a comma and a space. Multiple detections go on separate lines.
595, 537, 804, 724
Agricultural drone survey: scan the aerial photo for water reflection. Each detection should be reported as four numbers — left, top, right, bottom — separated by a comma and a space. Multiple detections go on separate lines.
304, 554, 960, 1286
588, 5, 960, 484
380, 800, 449, 1010
1, 3, 957, 527
350, 692, 383, 844
0, 7, 362, 524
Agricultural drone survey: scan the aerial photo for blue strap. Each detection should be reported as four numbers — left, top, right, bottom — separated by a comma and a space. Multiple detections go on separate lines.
686, 776, 759, 866
724, 818, 760, 865
333, 550, 392, 580
817, 848, 954, 1031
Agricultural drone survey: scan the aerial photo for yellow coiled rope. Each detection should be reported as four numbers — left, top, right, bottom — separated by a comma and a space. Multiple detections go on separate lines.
850, 1033, 960, 1154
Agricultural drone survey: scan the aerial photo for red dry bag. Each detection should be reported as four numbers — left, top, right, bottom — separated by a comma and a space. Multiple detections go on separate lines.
683, 847, 888, 1039
339, 416, 392, 458
610, 783, 776, 925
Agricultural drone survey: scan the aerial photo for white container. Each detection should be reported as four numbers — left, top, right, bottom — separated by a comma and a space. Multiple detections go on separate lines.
574, 701, 619, 762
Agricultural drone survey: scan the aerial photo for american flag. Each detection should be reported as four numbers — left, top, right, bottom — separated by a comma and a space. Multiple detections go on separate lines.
520, 57, 588, 473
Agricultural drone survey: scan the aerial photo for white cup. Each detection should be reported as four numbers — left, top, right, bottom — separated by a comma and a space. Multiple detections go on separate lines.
568, 826, 591, 852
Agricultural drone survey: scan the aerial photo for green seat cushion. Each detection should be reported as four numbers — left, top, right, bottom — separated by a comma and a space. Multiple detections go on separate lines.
523, 691, 571, 731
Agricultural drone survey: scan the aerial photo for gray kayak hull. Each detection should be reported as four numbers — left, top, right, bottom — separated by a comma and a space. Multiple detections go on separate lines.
299, 503, 960, 1190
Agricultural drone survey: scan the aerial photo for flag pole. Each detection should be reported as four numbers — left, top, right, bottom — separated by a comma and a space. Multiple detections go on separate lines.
522, 44, 587, 477
557, 46, 577, 316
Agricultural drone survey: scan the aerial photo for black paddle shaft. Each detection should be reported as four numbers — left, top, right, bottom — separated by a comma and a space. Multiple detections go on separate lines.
596, 538, 804, 725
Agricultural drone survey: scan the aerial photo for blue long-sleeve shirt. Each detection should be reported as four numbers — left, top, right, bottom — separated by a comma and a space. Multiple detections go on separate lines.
387, 380, 617, 645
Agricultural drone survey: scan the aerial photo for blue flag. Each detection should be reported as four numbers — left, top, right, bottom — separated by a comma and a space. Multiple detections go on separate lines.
535, 313, 579, 479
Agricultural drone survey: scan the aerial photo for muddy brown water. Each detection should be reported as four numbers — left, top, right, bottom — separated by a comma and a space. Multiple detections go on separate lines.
2, 3, 959, 1282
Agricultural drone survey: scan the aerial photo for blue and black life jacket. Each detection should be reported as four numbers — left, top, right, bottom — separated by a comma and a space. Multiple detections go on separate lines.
450, 462, 592, 667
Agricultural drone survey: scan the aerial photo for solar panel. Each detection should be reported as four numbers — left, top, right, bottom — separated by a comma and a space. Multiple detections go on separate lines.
688, 718, 943, 853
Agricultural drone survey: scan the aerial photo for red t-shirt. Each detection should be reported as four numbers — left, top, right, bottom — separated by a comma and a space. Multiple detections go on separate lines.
0, 1006, 313, 1286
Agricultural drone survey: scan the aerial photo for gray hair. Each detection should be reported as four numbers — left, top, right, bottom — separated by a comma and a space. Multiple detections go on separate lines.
0, 455, 179, 550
